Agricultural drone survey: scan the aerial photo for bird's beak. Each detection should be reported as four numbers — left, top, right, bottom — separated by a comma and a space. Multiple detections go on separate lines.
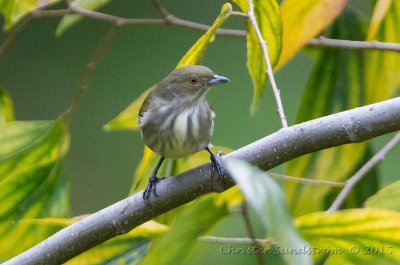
208, 75, 230, 86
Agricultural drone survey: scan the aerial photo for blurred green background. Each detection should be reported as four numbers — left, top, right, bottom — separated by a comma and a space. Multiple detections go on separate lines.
1, 0, 398, 220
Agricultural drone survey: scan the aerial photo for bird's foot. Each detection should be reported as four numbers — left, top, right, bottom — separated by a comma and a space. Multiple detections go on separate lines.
143, 175, 166, 201
210, 150, 225, 184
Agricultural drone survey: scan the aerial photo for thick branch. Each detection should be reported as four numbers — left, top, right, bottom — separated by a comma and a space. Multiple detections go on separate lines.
5, 97, 400, 264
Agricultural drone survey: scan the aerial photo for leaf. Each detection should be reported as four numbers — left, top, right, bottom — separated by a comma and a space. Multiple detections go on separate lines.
367, 0, 393, 40
0, 87, 14, 123
104, 3, 233, 131
140, 194, 229, 265
177, 3, 232, 68
365, 0, 400, 103
68, 220, 167, 265
103, 87, 152, 131
56, 0, 111, 37
233, 0, 282, 114
0, 0, 14, 30
276, 0, 348, 69
225, 159, 312, 265
365, 180, 400, 211
296, 208, 400, 264
284, 8, 378, 216
17, 218, 168, 265
2, 0, 59, 30
0, 118, 69, 259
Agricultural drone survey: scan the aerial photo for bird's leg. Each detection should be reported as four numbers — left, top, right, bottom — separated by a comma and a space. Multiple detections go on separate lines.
143, 157, 166, 201
205, 146, 225, 183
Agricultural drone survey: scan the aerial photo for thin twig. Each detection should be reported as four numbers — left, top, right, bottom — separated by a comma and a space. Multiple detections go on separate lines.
308, 36, 400, 52
149, 0, 171, 18
0, 15, 34, 58
3, 4, 400, 59
269, 172, 344, 187
241, 202, 265, 265
247, 0, 288, 128
199, 236, 274, 246
327, 132, 400, 213
65, 26, 118, 126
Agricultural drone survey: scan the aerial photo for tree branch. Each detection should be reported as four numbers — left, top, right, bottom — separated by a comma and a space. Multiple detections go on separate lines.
326, 131, 400, 213
4, 97, 400, 264
3, 4, 400, 59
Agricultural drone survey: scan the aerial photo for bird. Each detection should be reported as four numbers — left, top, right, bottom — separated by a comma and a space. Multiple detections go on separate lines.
138, 65, 230, 201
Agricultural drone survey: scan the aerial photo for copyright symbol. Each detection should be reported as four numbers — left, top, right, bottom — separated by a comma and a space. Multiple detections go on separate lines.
350, 246, 360, 254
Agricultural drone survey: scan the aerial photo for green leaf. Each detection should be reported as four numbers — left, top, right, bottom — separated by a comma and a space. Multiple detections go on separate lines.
365, 0, 400, 103
0, 0, 14, 30
68, 220, 167, 265
285, 8, 378, 216
16, 218, 167, 265
367, 0, 393, 40
296, 209, 400, 264
277, 0, 347, 69
365, 180, 400, 211
177, 3, 232, 67
103, 87, 152, 131
0, 87, 14, 123
104, 3, 232, 131
140, 195, 229, 265
225, 159, 312, 265
0, 118, 69, 259
2, 0, 59, 30
233, 0, 282, 114
56, 0, 111, 37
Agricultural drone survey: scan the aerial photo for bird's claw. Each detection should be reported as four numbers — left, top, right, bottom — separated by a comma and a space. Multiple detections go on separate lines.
210, 151, 225, 183
143, 175, 166, 201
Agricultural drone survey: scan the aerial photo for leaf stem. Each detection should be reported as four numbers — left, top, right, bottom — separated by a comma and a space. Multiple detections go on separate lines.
241, 202, 265, 265
308, 36, 400, 52
65, 26, 118, 126
247, 0, 288, 128
199, 235, 273, 246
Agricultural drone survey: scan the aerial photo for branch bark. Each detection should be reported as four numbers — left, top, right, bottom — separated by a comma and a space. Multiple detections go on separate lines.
5, 97, 400, 265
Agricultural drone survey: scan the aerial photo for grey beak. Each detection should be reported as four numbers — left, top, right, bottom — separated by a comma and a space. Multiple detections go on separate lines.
208, 74, 231, 85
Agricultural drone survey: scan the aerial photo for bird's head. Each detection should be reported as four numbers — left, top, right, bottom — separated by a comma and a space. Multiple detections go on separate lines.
158, 65, 230, 102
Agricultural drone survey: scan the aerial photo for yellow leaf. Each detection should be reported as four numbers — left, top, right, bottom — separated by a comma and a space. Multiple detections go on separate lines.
365, 1, 400, 103
233, 0, 282, 114
276, 0, 348, 69
177, 3, 232, 67
0, 87, 14, 123
296, 209, 400, 264
103, 87, 152, 131
104, 3, 233, 131
367, 0, 393, 40
3, 0, 59, 30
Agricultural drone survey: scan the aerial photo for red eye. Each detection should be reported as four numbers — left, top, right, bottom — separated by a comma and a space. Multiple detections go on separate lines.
187, 76, 198, 85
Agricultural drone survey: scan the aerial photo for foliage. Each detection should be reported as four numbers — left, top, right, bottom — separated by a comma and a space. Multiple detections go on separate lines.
1, 0, 400, 264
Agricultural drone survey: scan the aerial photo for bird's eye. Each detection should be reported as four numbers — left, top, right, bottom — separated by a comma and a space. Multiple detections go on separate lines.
187, 76, 199, 85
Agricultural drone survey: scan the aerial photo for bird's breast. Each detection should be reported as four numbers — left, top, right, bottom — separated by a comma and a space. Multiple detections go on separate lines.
140, 101, 214, 159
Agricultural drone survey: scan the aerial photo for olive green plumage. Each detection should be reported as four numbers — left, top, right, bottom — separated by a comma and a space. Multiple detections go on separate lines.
139, 65, 230, 159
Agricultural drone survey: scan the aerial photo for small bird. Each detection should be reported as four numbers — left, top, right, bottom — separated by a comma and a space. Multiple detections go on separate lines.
139, 65, 230, 201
